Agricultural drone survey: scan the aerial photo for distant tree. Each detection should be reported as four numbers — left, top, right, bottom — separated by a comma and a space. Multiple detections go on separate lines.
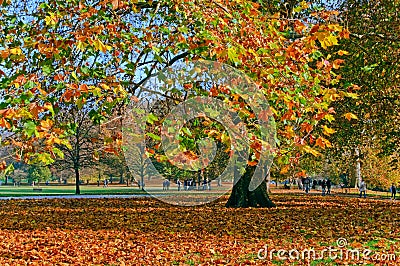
27, 164, 51, 186
53, 105, 103, 194
327, 0, 400, 187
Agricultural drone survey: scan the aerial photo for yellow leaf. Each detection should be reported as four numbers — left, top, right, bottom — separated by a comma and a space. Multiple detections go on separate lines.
285, 125, 295, 138
300, 1, 308, 8
344, 113, 358, 121
322, 125, 336, 136
221, 133, 230, 145
16, 109, 33, 119
113, 85, 127, 97
40, 119, 53, 131
328, 24, 343, 32
100, 83, 111, 91
93, 151, 100, 161
280, 165, 290, 174
328, 35, 338, 46
45, 135, 62, 145
44, 13, 57, 26
329, 93, 340, 101
93, 39, 108, 53
76, 41, 87, 51
303, 145, 321, 156
37, 84, 48, 96
346, 92, 358, 99
323, 114, 335, 122
10, 47, 22, 55
337, 50, 349, 56
315, 137, 332, 148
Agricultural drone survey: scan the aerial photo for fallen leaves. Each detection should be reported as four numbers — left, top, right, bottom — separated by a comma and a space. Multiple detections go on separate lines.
0, 195, 399, 265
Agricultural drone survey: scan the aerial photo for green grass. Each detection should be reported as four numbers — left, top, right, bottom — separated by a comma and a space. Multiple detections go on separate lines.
0, 185, 229, 197
0, 185, 147, 197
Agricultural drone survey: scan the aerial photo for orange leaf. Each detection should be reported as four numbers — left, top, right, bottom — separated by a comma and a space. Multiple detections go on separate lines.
79, 84, 89, 93
247, 160, 258, 166
344, 112, 358, 121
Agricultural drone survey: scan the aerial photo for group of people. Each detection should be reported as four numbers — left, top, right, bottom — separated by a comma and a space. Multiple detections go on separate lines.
162, 179, 171, 190
175, 178, 211, 191
300, 177, 332, 195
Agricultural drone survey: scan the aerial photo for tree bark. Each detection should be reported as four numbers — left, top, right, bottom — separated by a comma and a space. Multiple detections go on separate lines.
266, 171, 271, 193
226, 166, 275, 208
75, 167, 81, 195
355, 148, 362, 188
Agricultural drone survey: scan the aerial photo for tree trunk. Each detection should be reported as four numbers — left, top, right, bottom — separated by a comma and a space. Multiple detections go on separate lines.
355, 148, 362, 188
119, 172, 124, 184
75, 167, 81, 195
226, 166, 275, 208
266, 171, 271, 193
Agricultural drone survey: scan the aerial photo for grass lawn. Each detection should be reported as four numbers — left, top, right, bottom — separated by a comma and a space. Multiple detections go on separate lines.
0, 185, 146, 197
0, 194, 399, 265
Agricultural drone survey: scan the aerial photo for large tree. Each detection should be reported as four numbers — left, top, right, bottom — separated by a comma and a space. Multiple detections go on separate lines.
0, 0, 350, 206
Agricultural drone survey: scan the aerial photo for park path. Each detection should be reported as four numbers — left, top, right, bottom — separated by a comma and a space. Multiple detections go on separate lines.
283, 189, 397, 202
0, 191, 397, 202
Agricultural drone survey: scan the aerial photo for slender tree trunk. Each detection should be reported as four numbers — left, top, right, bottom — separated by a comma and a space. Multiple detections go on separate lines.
75, 167, 81, 195
226, 166, 275, 208
266, 171, 271, 193
355, 148, 361, 188
119, 172, 124, 184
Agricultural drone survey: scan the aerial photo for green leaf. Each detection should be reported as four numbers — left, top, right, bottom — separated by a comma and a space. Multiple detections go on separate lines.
4, 163, 14, 175
33, 153, 55, 165
81, 66, 90, 75
71, 71, 79, 81
181, 127, 192, 137
24, 121, 38, 137
42, 65, 53, 76
147, 113, 159, 124
228, 47, 240, 64
146, 132, 161, 141
52, 147, 64, 159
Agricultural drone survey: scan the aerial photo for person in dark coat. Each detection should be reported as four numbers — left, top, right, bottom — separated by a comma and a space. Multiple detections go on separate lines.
321, 180, 327, 196
326, 179, 332, 195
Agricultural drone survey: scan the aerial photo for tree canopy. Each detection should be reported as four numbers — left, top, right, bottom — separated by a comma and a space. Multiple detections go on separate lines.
0, 0, 356, 203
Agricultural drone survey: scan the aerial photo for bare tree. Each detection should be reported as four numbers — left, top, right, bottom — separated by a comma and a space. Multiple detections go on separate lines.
53, 105, 103, 194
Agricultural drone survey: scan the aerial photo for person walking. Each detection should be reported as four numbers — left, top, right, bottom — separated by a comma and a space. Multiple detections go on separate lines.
312, 180, 317, 190
390, 183, 397, 200
326, 179, 332, 195
304, 177, 310, 194
177, 179, 182, 191
321, 180, 327, 196
359, 180, 367, 198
